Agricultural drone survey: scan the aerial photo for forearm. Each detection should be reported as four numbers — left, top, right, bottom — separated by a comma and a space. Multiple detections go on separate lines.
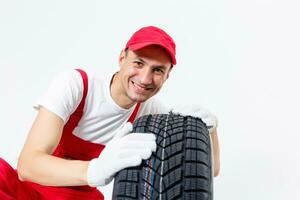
210, 130, 220, 177
18, 151, 89, 186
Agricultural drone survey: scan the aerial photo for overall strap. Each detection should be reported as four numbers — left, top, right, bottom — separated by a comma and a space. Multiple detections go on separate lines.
61, 69, 88, 133
52, 68, 92, 160
74, 68, 88, 115
128, 102, 141, 123
69, 69, 88, 126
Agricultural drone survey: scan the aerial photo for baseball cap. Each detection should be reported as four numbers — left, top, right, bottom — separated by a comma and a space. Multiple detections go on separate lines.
125, 26, 177, 65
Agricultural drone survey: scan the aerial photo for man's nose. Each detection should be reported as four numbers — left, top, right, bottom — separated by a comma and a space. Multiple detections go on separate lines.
140, 67, 152, 85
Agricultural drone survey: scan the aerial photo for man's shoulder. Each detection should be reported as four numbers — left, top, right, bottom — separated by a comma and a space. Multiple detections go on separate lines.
56, 68, 109, 84
78, 68, 114, 83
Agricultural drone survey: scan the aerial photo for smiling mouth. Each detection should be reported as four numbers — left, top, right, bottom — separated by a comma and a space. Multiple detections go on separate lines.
131, 81, 152, 92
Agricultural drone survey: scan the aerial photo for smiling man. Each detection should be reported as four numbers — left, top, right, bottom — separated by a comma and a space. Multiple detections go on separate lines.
112, 45, 173, 107
0, 26, 220, 199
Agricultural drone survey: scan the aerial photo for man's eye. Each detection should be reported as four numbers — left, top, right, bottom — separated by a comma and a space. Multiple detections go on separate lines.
134, 61, 143, 67
154, 68, 164, 74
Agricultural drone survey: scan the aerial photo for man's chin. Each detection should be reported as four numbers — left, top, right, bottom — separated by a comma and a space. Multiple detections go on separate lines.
132, 97, 148, 103
129, 94, 150, 103
128, 88, 156, 103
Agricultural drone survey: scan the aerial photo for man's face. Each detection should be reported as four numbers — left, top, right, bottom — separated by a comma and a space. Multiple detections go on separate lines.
118, 45, 172, 105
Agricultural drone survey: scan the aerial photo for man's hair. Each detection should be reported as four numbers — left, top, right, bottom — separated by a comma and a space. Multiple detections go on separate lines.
125, 48, 130, 57
124, 47, 173, 68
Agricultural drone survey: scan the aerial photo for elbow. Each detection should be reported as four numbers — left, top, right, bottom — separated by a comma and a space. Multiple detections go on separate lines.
213, 166, 220, 177
17, 170, 25, 182
17, 159, 26, 181
17, 155, 32, 182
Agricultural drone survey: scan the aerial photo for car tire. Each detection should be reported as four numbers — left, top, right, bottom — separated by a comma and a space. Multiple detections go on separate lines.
112, 113, 213, 200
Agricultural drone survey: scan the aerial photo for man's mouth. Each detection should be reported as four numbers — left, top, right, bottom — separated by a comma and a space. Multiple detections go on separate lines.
131, 81, 152, 92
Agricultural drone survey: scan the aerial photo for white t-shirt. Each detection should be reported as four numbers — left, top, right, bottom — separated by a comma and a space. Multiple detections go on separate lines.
34, 69, 170, 145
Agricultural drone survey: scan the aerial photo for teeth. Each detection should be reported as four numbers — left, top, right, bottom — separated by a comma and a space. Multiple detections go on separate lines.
133, 82, 146, 90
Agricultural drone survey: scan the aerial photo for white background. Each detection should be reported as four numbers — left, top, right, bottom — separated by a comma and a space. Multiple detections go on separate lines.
1, 0, 300, 199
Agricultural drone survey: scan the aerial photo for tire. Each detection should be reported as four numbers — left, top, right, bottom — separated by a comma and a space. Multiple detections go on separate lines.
112, 113, 213, 200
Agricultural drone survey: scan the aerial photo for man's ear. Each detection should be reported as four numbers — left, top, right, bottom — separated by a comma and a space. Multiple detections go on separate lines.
119, 49, 126, 67
166, 65, 173, 80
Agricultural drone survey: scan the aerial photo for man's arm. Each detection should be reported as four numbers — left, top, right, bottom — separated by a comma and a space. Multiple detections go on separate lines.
17, 106, 90, 186
17, 106, 157, 187
210, 129, 220, 177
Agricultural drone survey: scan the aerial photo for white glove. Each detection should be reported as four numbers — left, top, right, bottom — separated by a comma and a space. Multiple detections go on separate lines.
171, 105, 218, 133
87, 122, 157, 187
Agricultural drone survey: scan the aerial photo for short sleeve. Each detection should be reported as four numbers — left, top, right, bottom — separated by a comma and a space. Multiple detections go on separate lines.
33, 69, 83, 123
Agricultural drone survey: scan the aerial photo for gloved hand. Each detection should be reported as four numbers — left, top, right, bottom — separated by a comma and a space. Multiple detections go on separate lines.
87, 122, 157, 187
171, 105, 218, 134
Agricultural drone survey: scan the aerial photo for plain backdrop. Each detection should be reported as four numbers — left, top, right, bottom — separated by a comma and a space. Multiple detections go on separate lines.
1, 0, 299, 199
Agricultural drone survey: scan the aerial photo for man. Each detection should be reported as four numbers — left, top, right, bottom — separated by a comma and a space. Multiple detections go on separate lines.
0, 26, 220, 199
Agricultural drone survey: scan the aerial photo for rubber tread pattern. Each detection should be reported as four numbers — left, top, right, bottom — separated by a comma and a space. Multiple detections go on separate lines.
112, 113, 213, 200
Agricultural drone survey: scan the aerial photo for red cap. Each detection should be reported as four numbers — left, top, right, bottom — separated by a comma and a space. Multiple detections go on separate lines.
125, 26, 177, 65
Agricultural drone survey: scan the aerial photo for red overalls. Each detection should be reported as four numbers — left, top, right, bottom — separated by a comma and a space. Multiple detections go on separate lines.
0, 69, 141, 200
